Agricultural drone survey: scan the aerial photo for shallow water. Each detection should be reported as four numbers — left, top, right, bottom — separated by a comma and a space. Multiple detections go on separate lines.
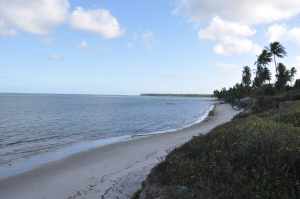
0, 94, 213, 167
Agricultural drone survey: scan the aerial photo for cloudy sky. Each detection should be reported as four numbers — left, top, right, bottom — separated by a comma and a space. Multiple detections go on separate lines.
1, 0, 300, 94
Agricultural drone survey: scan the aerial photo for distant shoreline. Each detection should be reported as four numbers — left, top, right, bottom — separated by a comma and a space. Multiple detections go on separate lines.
140, 93, 213, 97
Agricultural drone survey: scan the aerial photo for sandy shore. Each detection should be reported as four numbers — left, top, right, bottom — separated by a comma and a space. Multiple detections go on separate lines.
0, 103, 239, 199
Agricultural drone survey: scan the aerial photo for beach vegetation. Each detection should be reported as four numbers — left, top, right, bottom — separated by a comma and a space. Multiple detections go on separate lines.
133, 41, 300, 199
133, 100, 300, 199
213, 41, 298, 106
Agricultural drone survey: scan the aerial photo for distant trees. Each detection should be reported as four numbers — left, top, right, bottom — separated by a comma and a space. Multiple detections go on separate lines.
213, 41, 298, 103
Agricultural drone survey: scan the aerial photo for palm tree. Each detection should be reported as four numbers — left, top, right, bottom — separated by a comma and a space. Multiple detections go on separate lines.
255, 49, 272, 84
268, 42, 287, 73
255, 49, 272, 67
242, 66, 252, 88
253, 65, 264, 87
290, 67, 297, 81
262, 67, 271, 84
275, 63, 295, 89
288, 67, 297, 86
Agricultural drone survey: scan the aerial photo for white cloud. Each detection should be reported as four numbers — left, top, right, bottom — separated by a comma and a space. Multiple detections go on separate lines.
70, 7, 123, 39
215, 62, 245, 87
199, 17, 261, 55
174, 1, 300, 55
175, 0, 300, 25
0, 0, 69, 35
213, 38, 261, 56
266, 24, 288, 42
79, 40, 88, 49
0, 20, 16, 36
199, 17, 256, 40
267, 24, 300, 44
0, 2, 123, 39
289, 28, 300, 44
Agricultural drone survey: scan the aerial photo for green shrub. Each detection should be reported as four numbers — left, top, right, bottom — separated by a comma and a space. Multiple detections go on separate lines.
255, 84, 277, 96
252, 96, 280, 113
258, 101, 300, 127
141, 115, 300, 199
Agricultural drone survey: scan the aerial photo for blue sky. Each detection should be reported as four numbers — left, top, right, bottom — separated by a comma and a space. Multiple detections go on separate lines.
0, 0, 300, 95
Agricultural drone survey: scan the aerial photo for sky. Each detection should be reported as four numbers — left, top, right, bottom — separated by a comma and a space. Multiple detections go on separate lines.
0, 0, 300, 95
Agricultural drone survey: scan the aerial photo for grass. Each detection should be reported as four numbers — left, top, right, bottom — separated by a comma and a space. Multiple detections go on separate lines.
134, 100, 300, 199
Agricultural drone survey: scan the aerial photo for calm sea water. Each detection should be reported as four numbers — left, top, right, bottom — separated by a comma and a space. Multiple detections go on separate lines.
0, 94, 213, 168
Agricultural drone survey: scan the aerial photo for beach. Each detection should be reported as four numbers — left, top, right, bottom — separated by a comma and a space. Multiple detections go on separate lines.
0, 103, 239, 199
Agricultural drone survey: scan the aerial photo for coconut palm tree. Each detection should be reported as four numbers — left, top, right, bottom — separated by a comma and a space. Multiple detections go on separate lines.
255, 49, 272, 67
268, 42, 287, 72
288, 67, 297, 86
242, 66, 252, 88
275, 63, 296, 89
262, 67, 271, 84
253, 65, 264, 88
290, 67, 297, 81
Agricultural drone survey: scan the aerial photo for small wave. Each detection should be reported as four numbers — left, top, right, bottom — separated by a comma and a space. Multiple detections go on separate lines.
131, 104, 215, 138
6, 135, 61, 146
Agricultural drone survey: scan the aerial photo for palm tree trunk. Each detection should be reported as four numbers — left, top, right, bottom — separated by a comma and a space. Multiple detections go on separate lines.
274, 55, 277, 74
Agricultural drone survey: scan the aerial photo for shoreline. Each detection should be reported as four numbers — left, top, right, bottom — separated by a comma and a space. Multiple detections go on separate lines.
0, 103, 239, 199
0, 104, 215, 180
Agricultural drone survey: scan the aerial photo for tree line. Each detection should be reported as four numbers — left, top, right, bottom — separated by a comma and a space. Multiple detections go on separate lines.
214, 42, 298, 103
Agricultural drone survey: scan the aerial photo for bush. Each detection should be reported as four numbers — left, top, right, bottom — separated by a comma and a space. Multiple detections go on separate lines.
255, 84, 277, 96
294, 79, 300, 89
137, 102, 300, 199
252, 96, 280, 113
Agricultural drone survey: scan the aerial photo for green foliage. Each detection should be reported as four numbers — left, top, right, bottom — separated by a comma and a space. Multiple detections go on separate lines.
295, 80, 300, 89
213, 84, 248, 104
132, 189, 142, 199
135, 42, 300, 198
254, 65, 263, 87
260, 101, 300, 127
254, 84, 277, 96
275, 63, 297, 90
256, 49, 272, 67
254, 65, 271, 87
242, 66, 252, 88
137, 101, 300, 199
213, 42, 298, 104
269, 42, 287, 59
269, 41, 287, 70
255, 49, 272, 86
262, 67, 271, 83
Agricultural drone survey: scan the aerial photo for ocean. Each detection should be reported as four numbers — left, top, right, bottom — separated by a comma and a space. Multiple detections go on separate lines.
0, 94, 214, 177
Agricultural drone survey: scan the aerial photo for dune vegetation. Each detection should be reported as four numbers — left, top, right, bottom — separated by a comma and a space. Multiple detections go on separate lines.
133, 42, 300, 199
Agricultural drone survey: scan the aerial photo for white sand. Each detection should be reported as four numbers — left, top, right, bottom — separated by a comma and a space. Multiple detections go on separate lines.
0, 103, 239, 199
